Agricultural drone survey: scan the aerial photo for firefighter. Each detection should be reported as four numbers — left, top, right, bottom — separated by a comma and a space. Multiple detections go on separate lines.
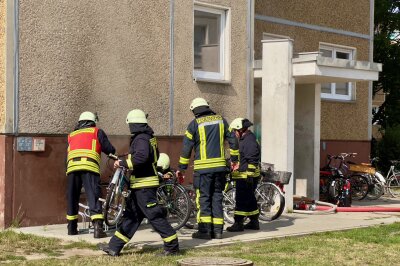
226, 118, 261, 232
176, 98, 239, 239
98, 109, 179, 256
66, 111, 116, 238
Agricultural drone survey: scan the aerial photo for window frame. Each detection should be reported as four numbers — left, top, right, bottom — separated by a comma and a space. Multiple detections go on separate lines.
319, 43, 357, 101
193, 3, 231, 82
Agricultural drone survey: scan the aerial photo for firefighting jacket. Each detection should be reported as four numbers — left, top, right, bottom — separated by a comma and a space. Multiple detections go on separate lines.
232, 130, 261, 179
119, 124, 160, 189
178, 111, 239, 174
67, 127, 115, 175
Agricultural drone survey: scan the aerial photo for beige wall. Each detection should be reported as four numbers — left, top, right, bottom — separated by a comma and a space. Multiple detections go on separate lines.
255, 7, 371, 141
173, 0, 248, 133
18, 0, 171, 135
0, 0, 5, 130
255, 0, 370, 35
16, 0, 249, 135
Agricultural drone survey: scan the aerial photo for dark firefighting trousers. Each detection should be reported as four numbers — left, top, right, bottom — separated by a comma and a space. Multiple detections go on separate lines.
108, 188, 179, 253
195, 172, 226, 234
234, 177, 259, 222
66, 171, 104, 222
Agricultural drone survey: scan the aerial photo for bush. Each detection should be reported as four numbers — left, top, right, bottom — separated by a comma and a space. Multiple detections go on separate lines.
376, 125, 400, 174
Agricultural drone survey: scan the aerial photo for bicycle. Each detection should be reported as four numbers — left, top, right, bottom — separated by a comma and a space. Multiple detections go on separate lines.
156, 170, 192, 231
385, 160, 400, 197
103, 154, 131, 227
223, 163, 288, 224
320, 153, 368, 204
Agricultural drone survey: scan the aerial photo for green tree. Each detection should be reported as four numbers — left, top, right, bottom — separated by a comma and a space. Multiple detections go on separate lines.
373, 0, 400, 128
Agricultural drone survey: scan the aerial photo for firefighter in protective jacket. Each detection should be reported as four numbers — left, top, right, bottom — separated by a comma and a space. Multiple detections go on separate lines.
176, 98, 239, 239
99, 109, 179, 257
66, 111, 116, 238
226, 118, 261, 232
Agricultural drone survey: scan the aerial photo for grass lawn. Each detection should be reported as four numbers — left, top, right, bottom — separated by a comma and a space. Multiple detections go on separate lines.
1, 223, 400, 265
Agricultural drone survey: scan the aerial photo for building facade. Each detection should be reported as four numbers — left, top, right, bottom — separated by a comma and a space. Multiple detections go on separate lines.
0, 0, 380, 228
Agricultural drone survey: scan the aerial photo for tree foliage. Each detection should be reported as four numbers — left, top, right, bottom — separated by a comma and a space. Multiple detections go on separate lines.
373, 0, 400, 128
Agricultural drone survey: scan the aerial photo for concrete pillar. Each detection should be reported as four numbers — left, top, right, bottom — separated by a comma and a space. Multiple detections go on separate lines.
261, 39, 294, 210
294, 84, 321, 200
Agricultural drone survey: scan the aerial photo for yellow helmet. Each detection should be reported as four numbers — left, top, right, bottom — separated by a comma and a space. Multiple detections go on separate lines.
190, 97, 209, 111
229, 118, 245, 130
126, 109, 147, 124
79, 111, 97, 122
157, 153, 170, 170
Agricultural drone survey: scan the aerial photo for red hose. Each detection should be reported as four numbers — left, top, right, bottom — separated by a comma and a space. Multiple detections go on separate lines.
316, 206, 400, 212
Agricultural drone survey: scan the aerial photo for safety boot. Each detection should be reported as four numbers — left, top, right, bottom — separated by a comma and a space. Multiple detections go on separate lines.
93, 220, 107, 238
243, 219, 260, 230
226, 222, 244, 232
97, 243, 119, 257
192, 223, 212, 240
67, 220, 78, 235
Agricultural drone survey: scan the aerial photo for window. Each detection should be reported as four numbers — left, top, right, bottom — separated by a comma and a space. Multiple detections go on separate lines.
194, 4, 229, 81
320, 44, 356, 101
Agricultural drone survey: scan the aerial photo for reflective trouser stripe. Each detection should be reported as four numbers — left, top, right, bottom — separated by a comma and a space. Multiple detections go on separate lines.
115, 231, 130, 243
91, 214, 104, 220
66, 215, 78, 220
199, 216, 212, 223
163, 233, 178, 243
234, 209, 259, 216
147, 202, 157, 207
212, 217, 224, 225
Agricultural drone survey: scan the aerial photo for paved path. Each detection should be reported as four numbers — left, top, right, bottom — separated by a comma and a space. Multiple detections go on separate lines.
15, 197, 400, 250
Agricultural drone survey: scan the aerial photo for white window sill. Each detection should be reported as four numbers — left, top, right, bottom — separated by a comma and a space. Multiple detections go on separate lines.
193, 77, 231, 85
321, 98, 356, 104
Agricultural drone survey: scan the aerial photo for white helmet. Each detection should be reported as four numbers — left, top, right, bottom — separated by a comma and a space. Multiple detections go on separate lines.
230, 118, 245, 130
157, 153, 170, 170
230, 118, 253, 130
190, 97, 209, 111
79, 112, 97, 122
126, 109, 147, 124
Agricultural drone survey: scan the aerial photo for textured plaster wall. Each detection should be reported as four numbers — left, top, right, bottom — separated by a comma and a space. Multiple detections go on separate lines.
173, 0, 248, 133
255, 0, 370, 35
18, 1, 170, 135
18, 0, 248, 135
0, 0, 5, 130
255, 21, 371, 141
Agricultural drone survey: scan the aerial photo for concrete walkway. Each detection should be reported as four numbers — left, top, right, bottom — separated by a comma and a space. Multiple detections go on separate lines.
15, 197, 400, 250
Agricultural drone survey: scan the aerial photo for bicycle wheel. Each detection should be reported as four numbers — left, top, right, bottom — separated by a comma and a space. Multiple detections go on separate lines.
366, 182, 384, 200
388, 175, 400, 197
257, 183, 285, 221
222, 188, 236, 224
157, 183, 191, 231
103, 181, 126, 227
349, 174, 369, 200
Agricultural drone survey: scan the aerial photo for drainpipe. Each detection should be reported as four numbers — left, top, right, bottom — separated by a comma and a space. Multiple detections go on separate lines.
367, 0, 374, 140
246, 0, 254, 120
168, 0, 175, 136
13, 0, 19, 134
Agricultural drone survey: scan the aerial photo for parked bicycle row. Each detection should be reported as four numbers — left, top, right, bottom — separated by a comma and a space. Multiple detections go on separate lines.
319, 152, 400, 206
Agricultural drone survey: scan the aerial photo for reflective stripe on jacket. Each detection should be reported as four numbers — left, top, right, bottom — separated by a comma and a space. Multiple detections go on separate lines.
179, 114, 239, 174
67, 127, 101, 174
120, 132, 160, 189
234, 130, 261, 179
